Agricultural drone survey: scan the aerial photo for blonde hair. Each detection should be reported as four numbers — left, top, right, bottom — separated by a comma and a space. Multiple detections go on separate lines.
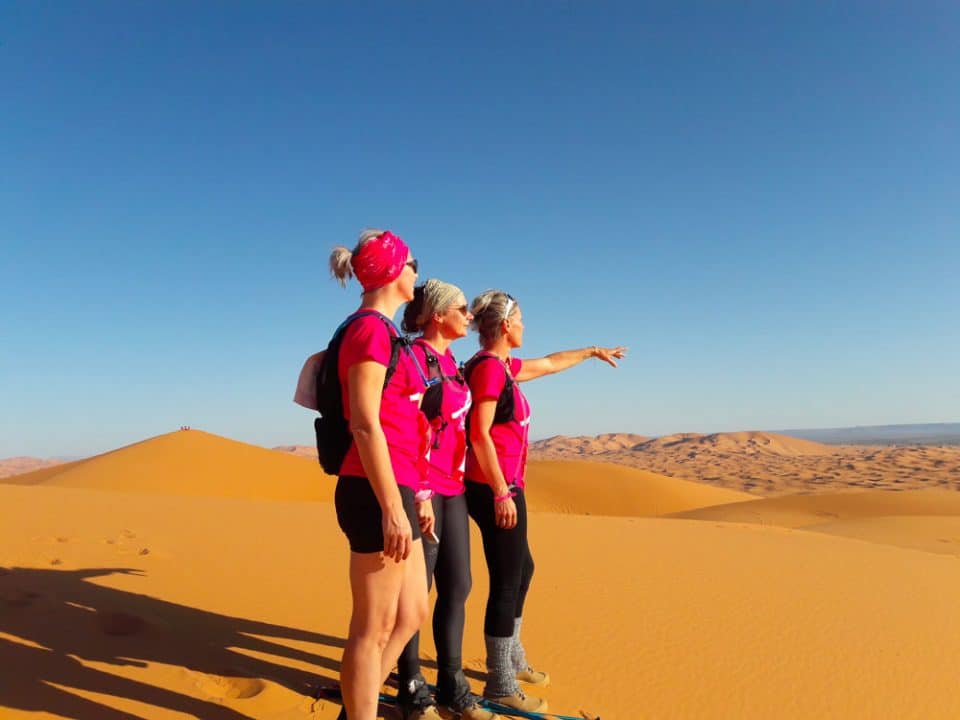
329, 228, 385, 287
402, 278, 464, 333
470, 289, 517, 347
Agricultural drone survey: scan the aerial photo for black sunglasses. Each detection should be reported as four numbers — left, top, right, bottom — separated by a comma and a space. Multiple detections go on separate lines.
405, 259, 419, 274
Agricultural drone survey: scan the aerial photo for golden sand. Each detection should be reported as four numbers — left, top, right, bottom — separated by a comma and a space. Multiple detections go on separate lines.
4, 430, 960, 718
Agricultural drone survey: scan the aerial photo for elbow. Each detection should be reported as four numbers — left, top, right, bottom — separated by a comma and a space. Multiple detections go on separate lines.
350, 420, 379, 446
470, 427, 490, 448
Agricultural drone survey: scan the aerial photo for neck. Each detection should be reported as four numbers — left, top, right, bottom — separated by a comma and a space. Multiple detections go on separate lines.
484, 338, 512, 361
358, 286, 404, 321
420, 327, 452, 355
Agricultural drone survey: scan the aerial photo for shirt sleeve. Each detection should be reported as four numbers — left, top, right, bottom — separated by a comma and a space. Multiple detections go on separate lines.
469, 358, 507, 402
509, 357, 523, 377
339, 316, 393, 369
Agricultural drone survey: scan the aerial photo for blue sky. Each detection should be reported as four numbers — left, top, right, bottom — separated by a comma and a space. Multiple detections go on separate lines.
2, 2, 958, 457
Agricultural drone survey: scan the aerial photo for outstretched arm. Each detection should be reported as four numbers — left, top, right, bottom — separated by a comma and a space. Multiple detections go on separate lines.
515, 346, 627, 382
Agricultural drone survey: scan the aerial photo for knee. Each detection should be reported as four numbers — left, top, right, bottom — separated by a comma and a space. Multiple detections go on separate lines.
352, 614, 397, 653
449, 568, 472, 605
396, 595, 429, 637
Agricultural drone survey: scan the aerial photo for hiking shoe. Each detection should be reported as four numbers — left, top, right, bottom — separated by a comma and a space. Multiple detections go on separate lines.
406, 706, 443, 720
516, 666, 550, 687
484, 690, 547, 714
441, 691, 505, 720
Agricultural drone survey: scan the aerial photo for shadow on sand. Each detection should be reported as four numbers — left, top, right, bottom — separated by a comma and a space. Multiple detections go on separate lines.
0, 566, 349, 719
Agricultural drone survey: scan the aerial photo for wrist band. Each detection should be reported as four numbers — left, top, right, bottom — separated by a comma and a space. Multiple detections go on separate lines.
494, 491, 516, 502
414, 489, 434, 502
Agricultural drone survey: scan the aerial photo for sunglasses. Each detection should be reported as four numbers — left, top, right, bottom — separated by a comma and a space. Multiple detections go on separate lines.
405, 259, 419, 274
502, 294, 516, 321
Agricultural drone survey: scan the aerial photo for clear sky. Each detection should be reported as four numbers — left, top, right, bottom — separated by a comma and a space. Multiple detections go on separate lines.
2, 2, 958, 458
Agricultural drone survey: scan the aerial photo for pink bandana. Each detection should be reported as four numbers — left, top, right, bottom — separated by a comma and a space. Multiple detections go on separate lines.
351, 231, 410, 291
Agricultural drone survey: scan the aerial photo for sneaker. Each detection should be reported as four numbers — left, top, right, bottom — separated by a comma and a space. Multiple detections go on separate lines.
441, 691, 505, 720
484, 690, 547, 714
516, 666, 550, 687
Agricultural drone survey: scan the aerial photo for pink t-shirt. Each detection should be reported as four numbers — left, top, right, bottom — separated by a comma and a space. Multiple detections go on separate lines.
337, 313, 429, 490
464, 353, 532, 490
411, 339, 472, 497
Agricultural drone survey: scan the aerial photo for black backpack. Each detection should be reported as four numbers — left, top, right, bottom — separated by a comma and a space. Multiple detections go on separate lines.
417, 342, 466, 449
314, 310, 405, 475
463, 353, 516, 443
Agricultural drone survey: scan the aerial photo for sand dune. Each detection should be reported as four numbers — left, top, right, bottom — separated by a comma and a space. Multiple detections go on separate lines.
0, 456, 62, 479
2, 429, 335, 502
670, 488, 960, 528
529, 432, 649, 456
531, 431, 960, 495
523, 460, 752, 516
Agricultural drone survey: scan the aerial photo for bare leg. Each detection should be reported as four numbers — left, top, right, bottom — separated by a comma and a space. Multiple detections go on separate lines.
379, 538, 429, 683
340, 549, 406, 720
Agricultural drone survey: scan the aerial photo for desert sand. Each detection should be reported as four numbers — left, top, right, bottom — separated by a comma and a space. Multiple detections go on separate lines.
530, 430, 960, 495
4, 429, 960, 718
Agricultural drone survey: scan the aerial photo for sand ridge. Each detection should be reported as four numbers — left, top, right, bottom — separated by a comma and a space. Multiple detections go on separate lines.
3, 429, 336, 502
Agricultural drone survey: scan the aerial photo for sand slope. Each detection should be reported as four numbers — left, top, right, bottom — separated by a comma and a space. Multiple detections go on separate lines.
2, 429, 335, 502
670, 488, 960, 528
523, 460, 752, 516
5, 483, 960, 719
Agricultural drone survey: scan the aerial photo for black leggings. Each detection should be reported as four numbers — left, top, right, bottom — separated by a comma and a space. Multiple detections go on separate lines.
397, 492, 473, 700
464, 481, 534, 638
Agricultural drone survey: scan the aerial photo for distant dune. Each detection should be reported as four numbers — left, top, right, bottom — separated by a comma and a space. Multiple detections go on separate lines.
530, 430, 960, 495
0, 456, 62, 479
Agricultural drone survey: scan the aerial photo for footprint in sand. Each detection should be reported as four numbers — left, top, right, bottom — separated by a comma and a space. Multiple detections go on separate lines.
192, 672, 265, 700
99, 611, 147, 636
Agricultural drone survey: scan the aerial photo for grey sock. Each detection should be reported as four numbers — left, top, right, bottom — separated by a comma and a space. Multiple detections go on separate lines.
484, 634, 519, 697
511, 617, 529, 672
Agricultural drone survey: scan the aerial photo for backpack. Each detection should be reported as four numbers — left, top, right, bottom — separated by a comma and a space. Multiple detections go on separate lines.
417, 341, 467, 450
314, 310, 405, 475
463, 353, 516, 443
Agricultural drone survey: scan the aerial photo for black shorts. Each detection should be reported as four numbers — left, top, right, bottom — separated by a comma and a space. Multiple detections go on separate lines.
335, 475, 421, 554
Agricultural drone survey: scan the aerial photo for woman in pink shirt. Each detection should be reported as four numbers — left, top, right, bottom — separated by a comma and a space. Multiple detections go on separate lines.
328, 229, 433, 720
395, 279, 502, 720
464, 289, 626, 714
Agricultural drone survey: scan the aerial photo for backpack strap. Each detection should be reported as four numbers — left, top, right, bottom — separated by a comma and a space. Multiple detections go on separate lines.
463, 353, 515, 427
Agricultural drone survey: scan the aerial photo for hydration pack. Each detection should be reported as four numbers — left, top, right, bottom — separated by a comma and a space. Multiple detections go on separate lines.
463, 353, 516, 443
314, 310, 404, 475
